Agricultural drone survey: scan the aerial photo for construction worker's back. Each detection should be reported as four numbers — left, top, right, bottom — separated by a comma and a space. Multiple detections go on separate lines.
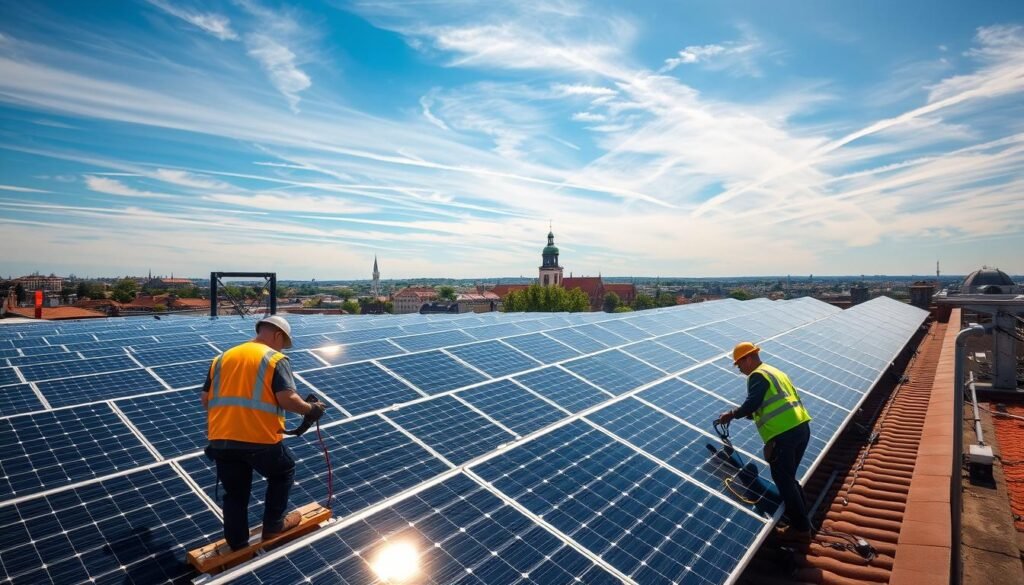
206, 340, 287, 445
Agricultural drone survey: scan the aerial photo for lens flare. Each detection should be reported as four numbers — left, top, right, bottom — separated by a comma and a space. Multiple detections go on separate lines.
371, 540, 420, 582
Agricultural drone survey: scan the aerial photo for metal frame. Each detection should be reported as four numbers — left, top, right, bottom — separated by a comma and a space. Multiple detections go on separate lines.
209, 272, 277, 318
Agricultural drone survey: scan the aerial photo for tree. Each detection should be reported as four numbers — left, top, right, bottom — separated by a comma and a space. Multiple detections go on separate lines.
111, 278, 138, 303
152, 303, 166, 313
14, 283, 25, 304
60, 286, 74, 303
631, 293, 656, 311
565, 288, 591, 312
602, 292, 620, 313
76, 281, 89, 299
337, 287, 355, 302
728, 289, 754, 301
613, 306, 634, 313
655, 291, 677, 307
341, 300, 361, 314
437, 285, 457, 301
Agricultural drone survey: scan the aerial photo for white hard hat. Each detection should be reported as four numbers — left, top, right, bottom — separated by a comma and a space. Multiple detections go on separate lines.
256, 315, 293, 349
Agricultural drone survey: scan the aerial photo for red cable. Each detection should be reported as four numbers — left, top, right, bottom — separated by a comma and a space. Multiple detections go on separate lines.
315, 420, 333, 510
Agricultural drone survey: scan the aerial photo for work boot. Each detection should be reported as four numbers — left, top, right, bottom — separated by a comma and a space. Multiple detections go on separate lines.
262, 510, 301, 541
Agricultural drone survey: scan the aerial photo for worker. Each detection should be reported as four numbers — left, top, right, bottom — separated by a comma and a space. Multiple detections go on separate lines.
201, 315, 326, 551
716, 341, 813, 537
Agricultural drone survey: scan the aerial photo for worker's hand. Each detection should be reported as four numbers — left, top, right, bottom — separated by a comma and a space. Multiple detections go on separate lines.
716, 410, 735, 425
306, 401, 327, 421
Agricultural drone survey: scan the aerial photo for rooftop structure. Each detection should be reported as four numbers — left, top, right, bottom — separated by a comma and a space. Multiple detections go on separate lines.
0, 296, 969, 585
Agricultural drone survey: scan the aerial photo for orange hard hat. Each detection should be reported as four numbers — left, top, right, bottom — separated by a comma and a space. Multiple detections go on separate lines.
732, 341, 760, 365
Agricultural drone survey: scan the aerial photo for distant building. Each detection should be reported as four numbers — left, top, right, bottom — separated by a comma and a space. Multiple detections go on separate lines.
456, 291, 500, 313
371, 256, 381, 298
850, 285, 870, 306
489, 228, 636, 312
959, 266, 1020, 295
909, 281, 935, 309
392, 287, 439, 314
143, 276, 194, 291
539, 229, 563, 287
16, 273, 63, 292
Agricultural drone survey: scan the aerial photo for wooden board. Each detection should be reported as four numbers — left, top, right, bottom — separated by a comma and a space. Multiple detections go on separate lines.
187, 502, 332, 575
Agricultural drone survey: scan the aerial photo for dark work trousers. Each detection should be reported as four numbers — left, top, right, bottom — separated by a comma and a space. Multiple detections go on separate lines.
204, 442, 296, 550
764, 421, 811, 531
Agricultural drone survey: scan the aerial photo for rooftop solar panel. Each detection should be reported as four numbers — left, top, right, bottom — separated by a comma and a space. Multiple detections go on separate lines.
0, 404, 156, 497
36, 368, 167, 408
379, 351, 489, 394
298, 362, 422, 415
385, 395, 515, 465
0, 367, 22, 387
0, 296, 927, 585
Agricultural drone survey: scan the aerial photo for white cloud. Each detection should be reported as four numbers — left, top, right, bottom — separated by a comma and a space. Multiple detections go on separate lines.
146, 0, 238, 41
551, 83, 618, 97
151, 168, 233, 190
84, 176, 174, 199
0, 184, 51, 193
571, 111, 606, 122
419, 94, 450, 130
204, 193, 378, 214
246, 34, 312, 113
661, 33, 763, 76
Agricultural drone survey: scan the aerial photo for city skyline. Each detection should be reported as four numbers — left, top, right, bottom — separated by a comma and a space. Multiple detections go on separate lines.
2, 1, 1023, 279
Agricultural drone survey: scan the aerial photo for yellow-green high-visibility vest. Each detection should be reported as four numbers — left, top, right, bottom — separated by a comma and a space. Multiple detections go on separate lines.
750, 363, 811, 442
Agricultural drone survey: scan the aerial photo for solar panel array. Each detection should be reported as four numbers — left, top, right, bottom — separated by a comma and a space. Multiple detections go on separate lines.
0, 296, 927, 585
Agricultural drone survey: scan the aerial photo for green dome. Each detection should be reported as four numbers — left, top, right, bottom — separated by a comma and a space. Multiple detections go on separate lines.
543, 245, 559, 255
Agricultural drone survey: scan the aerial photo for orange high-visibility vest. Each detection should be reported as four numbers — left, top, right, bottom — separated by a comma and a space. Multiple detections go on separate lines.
207, 341, 287, 444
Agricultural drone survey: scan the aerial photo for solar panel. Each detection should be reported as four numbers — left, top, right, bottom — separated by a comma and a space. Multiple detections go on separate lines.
385, 395, 515, 465
298, 362, 422, 416
0, 404, 156, 496
379, 351, 489, 394
446, 340, 541, 378
0, 296, 928, 585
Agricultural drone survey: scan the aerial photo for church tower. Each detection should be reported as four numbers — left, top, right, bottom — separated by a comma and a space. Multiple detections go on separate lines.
538, 226, 563, 287
371, 256, 380, 297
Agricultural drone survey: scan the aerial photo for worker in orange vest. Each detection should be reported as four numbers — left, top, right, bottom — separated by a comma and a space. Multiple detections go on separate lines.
201, 315, 326, 550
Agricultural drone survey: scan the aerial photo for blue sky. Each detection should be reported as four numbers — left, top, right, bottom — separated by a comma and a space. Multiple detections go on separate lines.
1, 0, 1023, 279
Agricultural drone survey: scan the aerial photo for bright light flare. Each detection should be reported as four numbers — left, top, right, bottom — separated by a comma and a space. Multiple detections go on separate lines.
371, 540, 420, 582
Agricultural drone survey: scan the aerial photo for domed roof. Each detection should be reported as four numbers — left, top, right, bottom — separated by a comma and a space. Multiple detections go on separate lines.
963, 267, 1014, 288
543, 230, 559, 256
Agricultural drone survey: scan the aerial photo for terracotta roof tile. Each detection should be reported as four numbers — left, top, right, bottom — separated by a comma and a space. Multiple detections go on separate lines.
6, 306, 107, 320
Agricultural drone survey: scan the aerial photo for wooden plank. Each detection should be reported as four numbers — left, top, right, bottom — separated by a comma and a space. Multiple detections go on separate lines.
187, 502, 332, 575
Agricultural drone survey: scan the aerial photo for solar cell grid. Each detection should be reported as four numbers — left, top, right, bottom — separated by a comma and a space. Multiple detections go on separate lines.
36, 368, 167, 408
181, 415, 450, 526
150, 360, 207, 389
5, 352, 83, 368
621, 340, 698, 374
379, 351, 488, 394
17, 345, 75, 356
543, 326, 609, 353
310, 338, 404, 366
0, 384, 45, 417
298, 362, 422, 415
280, 350, 325, 372
386, 395, 514, 465
593, 319, 652, 342
239, 473, 621, 585
472, 421, 766, 585
501, 333, 581, 364
458, 380, 566, 436
0, 403, 156, 497
560, 349, 663, 395
0, 367, 22, 387
679, 361, 747, 404
568, 323, 629, 346
514, 366, 612, 414
393, 329, 477, 352
657, 332, 726, 362
446, 340, 540, 378
461, 322, 528, 340
130, 342, 219, 368
115, 390, 210, 458
0, 465, 222, 585
18, 354, 138, 382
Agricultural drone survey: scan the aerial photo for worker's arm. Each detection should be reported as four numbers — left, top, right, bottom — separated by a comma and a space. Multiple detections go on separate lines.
732, 373, 769, 419
272, 358, 314, 415
718, 373, 768, 423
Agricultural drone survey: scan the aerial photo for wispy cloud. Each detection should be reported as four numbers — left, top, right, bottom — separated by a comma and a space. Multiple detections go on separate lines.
83, 176, 175, 199
0, 184, 52, 193
661, 29, 765, 76
145, 0, 238, 41
151, 168, 233, 190
245, 34, 311, 113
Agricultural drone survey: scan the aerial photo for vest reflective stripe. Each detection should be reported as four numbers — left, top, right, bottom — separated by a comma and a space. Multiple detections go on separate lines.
207, 342, 286, 444
751, 364, 811, 443
208, 348, 284, 416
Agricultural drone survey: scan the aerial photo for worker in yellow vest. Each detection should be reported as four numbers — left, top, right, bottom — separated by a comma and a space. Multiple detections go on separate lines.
716, 341, 813, 538
201, 315, 326, 550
